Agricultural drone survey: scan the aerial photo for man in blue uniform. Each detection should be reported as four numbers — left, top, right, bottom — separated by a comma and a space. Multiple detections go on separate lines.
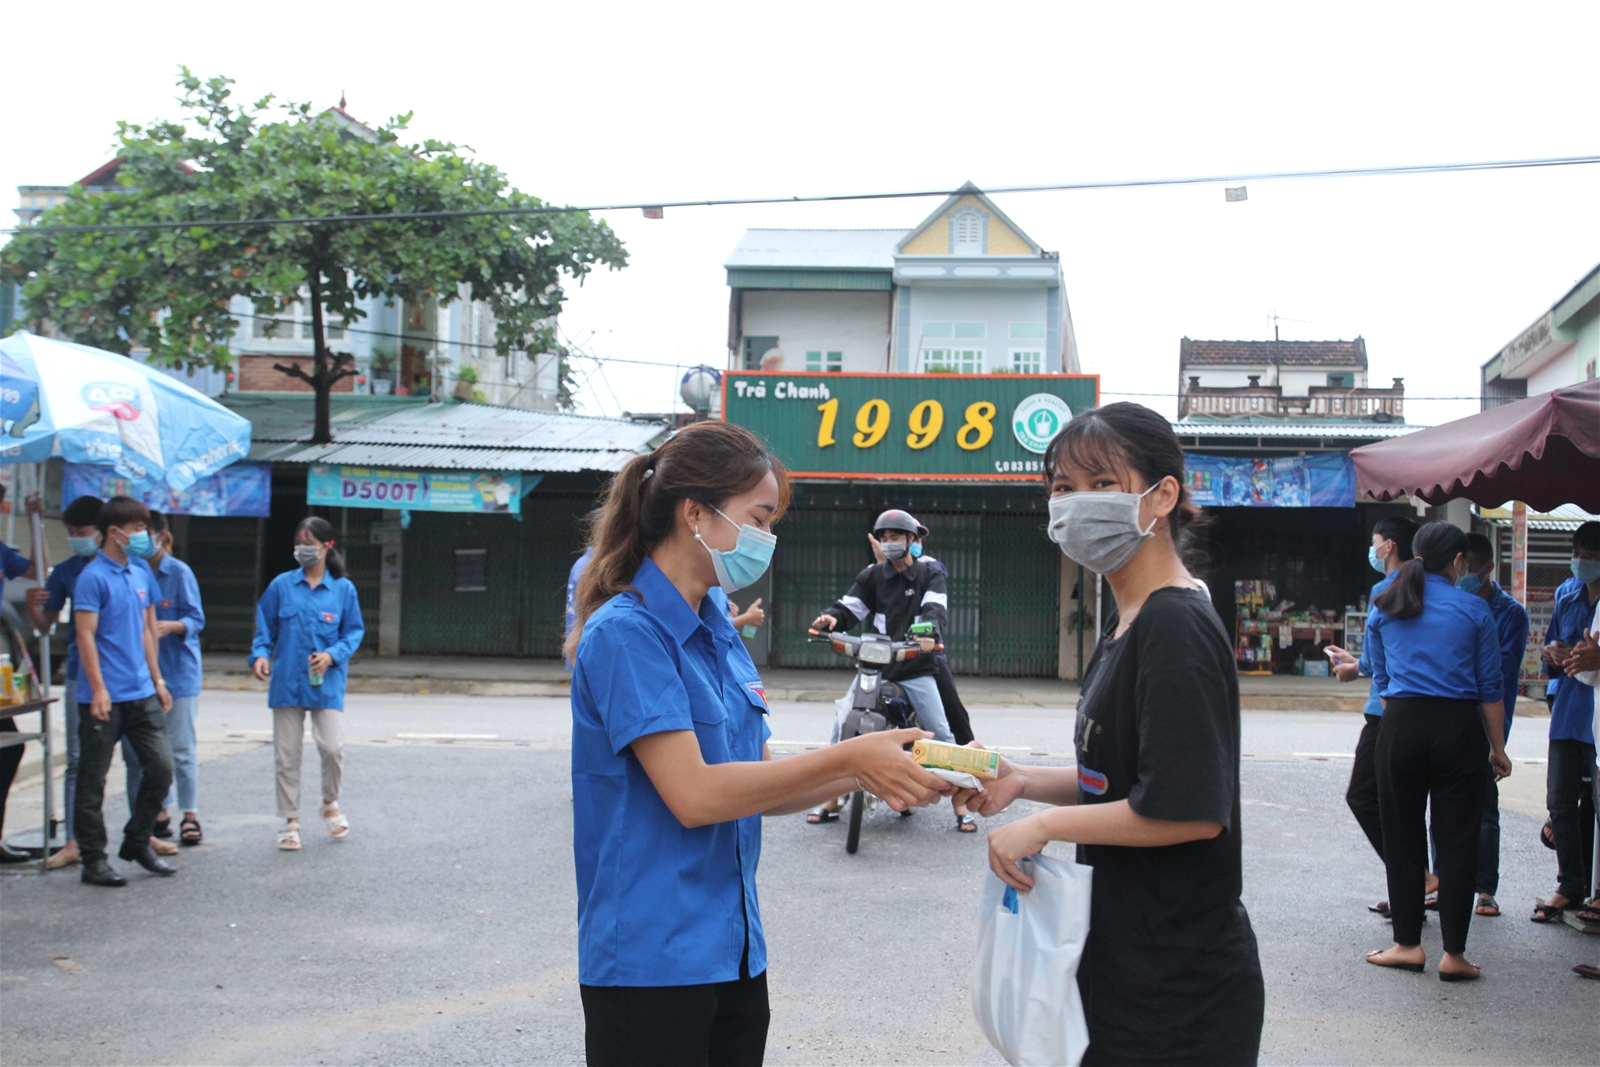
1536, 521, 1600, 922
1458, 533, 1530, 917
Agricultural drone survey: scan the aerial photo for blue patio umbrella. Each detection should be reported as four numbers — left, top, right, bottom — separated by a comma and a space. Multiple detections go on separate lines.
0, 332, 251, 490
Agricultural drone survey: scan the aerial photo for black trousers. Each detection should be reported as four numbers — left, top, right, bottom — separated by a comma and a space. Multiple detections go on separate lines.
75, 697, 171, 865
1376, 697, 1487, 953
933, 657, 974, 746
1546, 738, 1596, 901
1346, 713, 1385, 862
0, 717, 21, 835
580, 971, 769, 1067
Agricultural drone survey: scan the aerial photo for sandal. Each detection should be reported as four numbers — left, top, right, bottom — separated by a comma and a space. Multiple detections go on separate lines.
1423, 892, 1440, 911
956, 813, 978, 833
1474, 895, 1501, 917
1532, 900, 1565, 923
322, 804, 350, 839
1573, 904, 1600, 924
277, 825, 301, 851
180, 817, 202, 846
151, 837, 179, 856
806, 806, 839, 824
1573, 964, 1600, 980
152, 813, 174, 840
1540, 820, 1556, 850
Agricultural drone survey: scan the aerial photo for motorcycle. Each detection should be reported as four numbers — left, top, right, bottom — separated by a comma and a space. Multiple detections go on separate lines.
807, 623, 939, 854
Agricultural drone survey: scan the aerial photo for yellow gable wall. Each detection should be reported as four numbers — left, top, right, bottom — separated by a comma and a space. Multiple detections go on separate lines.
899, 194, 1036, 255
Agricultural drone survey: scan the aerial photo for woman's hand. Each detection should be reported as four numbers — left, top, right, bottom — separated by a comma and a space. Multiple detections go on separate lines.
252, 657, 271, 682
967, 771, 1027, 817
1489, 748, 1512, 780
987, 811, 1052, 891
1324, 645, 1361, 683
308, 652, 334, 673
840, 728, 953, 811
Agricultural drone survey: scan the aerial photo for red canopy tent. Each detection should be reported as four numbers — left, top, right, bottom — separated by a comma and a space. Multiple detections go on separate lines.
1351, 378, 1600, 513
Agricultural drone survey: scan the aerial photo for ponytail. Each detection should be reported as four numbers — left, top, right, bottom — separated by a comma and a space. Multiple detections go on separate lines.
1372, 521, 1466, 620
563, 421, 790, 663
297, 516, 346, 580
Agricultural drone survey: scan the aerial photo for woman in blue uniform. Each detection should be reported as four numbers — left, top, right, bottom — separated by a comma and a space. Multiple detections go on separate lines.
566, 421, 949, 1067
250, 517, 365, 852
1364, 521, 1511, 980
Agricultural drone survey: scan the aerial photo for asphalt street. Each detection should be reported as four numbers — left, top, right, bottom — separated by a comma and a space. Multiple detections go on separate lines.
1, 692, 1594, 1066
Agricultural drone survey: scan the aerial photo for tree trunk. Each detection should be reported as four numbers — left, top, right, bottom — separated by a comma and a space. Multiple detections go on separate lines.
307, 260, 332, 445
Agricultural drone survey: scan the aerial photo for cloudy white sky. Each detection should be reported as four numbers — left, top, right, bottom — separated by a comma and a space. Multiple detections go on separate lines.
6, 2, 1597, 424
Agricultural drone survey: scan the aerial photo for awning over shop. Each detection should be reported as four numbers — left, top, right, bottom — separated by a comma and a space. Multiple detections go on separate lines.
1350, 379, 1600, 512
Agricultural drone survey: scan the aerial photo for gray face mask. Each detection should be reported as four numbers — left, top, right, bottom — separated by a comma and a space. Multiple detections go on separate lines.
1046, 485, 1159, 575
879, 539, 909, 562
293, 544, 323, 568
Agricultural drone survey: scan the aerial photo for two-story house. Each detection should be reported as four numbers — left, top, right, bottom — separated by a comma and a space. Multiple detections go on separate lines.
1178, 336, 1405, 422
726, 182, 1078, 376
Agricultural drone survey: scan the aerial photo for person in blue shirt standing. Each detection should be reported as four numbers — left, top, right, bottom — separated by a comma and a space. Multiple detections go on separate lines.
121, 511, 206, 846
1533, 520, 1600, 923
564, 543, 593, 669
1327, 516, 1422, 913
72, 496, 174, 887
24, 495, 103, 870
1455, 532, 1529, 918
1364, 522, 1511, 981
251, 516, 365, 852
566, 421, 949, 1067
0, 485, 43, 866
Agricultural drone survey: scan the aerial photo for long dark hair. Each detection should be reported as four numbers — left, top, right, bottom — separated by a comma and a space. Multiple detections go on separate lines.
564, 421, 790, 662
297, 516, 347, 579
1373, 521, 1465, 620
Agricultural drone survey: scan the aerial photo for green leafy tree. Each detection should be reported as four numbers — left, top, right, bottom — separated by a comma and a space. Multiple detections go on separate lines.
2, 70, 626, 440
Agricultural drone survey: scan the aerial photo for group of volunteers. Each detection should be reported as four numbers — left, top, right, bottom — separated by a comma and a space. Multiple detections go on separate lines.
1328, 516, 1600, 979
565, 408, 1264, 1067
0, 496, 364, 884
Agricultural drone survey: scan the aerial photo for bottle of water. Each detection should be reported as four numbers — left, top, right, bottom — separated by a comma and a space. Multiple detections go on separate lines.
309, 655, 325, 687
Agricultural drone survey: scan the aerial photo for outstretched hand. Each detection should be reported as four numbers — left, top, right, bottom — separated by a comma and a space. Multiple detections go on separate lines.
841, 728, 954, 811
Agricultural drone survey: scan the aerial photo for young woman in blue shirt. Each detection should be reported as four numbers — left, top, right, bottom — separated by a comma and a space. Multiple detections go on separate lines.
1364, 521, 1512, 980
566, 421, 950, 1067
251, 517, 365, 852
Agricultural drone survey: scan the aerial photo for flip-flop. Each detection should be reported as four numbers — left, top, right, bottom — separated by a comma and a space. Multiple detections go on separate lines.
1475, 896, 1501, 917
1364, 951, 1424, 973
1573, 964, 1600, 980
1532, 901, 1565, 923
806, 807, 839, 824
1423, 892, 1440, 911
956, 813, 978, 833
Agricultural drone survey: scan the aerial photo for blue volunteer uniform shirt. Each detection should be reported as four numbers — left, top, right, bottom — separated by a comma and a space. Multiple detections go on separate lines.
563, 547, 593, 669
249, 568, 365, 710
1368, 573, 1502, 704
72, 552, 159, 703
1544, 576, 1597, 745
1484, 583, 1530, 737
571, 557, 771, 987
150, 552, 206, 698
0, 540, 30, 602
43, 554, 93, 687
1357, 570, 1400, 715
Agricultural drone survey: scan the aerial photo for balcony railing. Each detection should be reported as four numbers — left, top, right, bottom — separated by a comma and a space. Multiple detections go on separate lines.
1179, 384, 1404, 421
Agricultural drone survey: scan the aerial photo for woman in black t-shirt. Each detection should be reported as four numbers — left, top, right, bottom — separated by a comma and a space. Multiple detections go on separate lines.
963, 403, 1264, 1067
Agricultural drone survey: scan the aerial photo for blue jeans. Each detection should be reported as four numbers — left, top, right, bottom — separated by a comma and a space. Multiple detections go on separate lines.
833, 672, 953, 744
124, 695, 199, 814
62, 680, 78, 840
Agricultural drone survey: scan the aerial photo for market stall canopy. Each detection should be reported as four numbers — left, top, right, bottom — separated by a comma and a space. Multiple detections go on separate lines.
1350, 379, 1600, 512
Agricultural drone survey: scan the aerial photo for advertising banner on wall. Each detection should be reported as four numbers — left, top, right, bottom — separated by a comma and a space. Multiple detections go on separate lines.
1183, 452, 1357, 508
306, 464, 525, 514
62, 460, 272, 517
721, 371, 1099, 480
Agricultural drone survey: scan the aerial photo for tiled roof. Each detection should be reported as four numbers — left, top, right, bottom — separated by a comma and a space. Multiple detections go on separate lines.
725, 229, 907, 271
1180, 337, 1368, 368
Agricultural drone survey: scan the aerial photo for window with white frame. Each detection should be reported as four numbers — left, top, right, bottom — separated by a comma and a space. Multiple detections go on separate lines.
249, 295, 346, 341
922, 349, 985, 374
805, 350, 843, 372
1010, 349, 1043, 374
952, 209, 984, 254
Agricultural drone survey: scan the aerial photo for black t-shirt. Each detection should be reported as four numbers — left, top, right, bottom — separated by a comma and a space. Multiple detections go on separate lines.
1073, 587, 1264, 1065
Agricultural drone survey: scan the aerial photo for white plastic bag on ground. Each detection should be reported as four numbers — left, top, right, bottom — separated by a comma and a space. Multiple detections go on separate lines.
970, 852, 1092, 1067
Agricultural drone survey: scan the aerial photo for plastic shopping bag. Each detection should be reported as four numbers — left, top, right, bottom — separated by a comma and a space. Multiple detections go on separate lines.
970, 853, 1092, 1067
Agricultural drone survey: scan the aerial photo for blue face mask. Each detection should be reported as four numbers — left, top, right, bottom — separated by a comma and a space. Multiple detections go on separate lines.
698, 506, 777, 593
910, 542, 923, 559
123, 530, 156, 559
68, 536, 99, 558
1573, 557, 1600, 585
1368, 545, 1384, 574
1455, 573, 1483, 595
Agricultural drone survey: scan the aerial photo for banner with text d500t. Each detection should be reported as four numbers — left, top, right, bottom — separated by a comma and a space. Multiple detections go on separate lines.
307, 464, 523, 513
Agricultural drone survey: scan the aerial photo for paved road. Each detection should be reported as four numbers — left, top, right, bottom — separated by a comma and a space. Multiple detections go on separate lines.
1, 693, 1594, 1065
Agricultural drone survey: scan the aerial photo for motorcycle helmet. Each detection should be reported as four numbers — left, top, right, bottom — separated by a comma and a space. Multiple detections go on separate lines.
873, 509, 923, 537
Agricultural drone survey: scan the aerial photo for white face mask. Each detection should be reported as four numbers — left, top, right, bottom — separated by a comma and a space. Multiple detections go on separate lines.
293, 544, 324, 568
1046, 484, 1160, 575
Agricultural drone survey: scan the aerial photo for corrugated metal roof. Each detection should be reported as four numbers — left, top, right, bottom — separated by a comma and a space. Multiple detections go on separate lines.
725, 229, 906, 271
1172, 420, 1423, 439
228, 394, 665, 472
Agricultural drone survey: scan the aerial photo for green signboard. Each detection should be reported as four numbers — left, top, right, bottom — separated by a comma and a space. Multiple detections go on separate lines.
722, 371, 1099, 480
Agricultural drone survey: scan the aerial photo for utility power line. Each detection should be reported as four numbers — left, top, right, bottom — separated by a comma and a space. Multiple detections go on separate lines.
6, 154, 1597, 236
